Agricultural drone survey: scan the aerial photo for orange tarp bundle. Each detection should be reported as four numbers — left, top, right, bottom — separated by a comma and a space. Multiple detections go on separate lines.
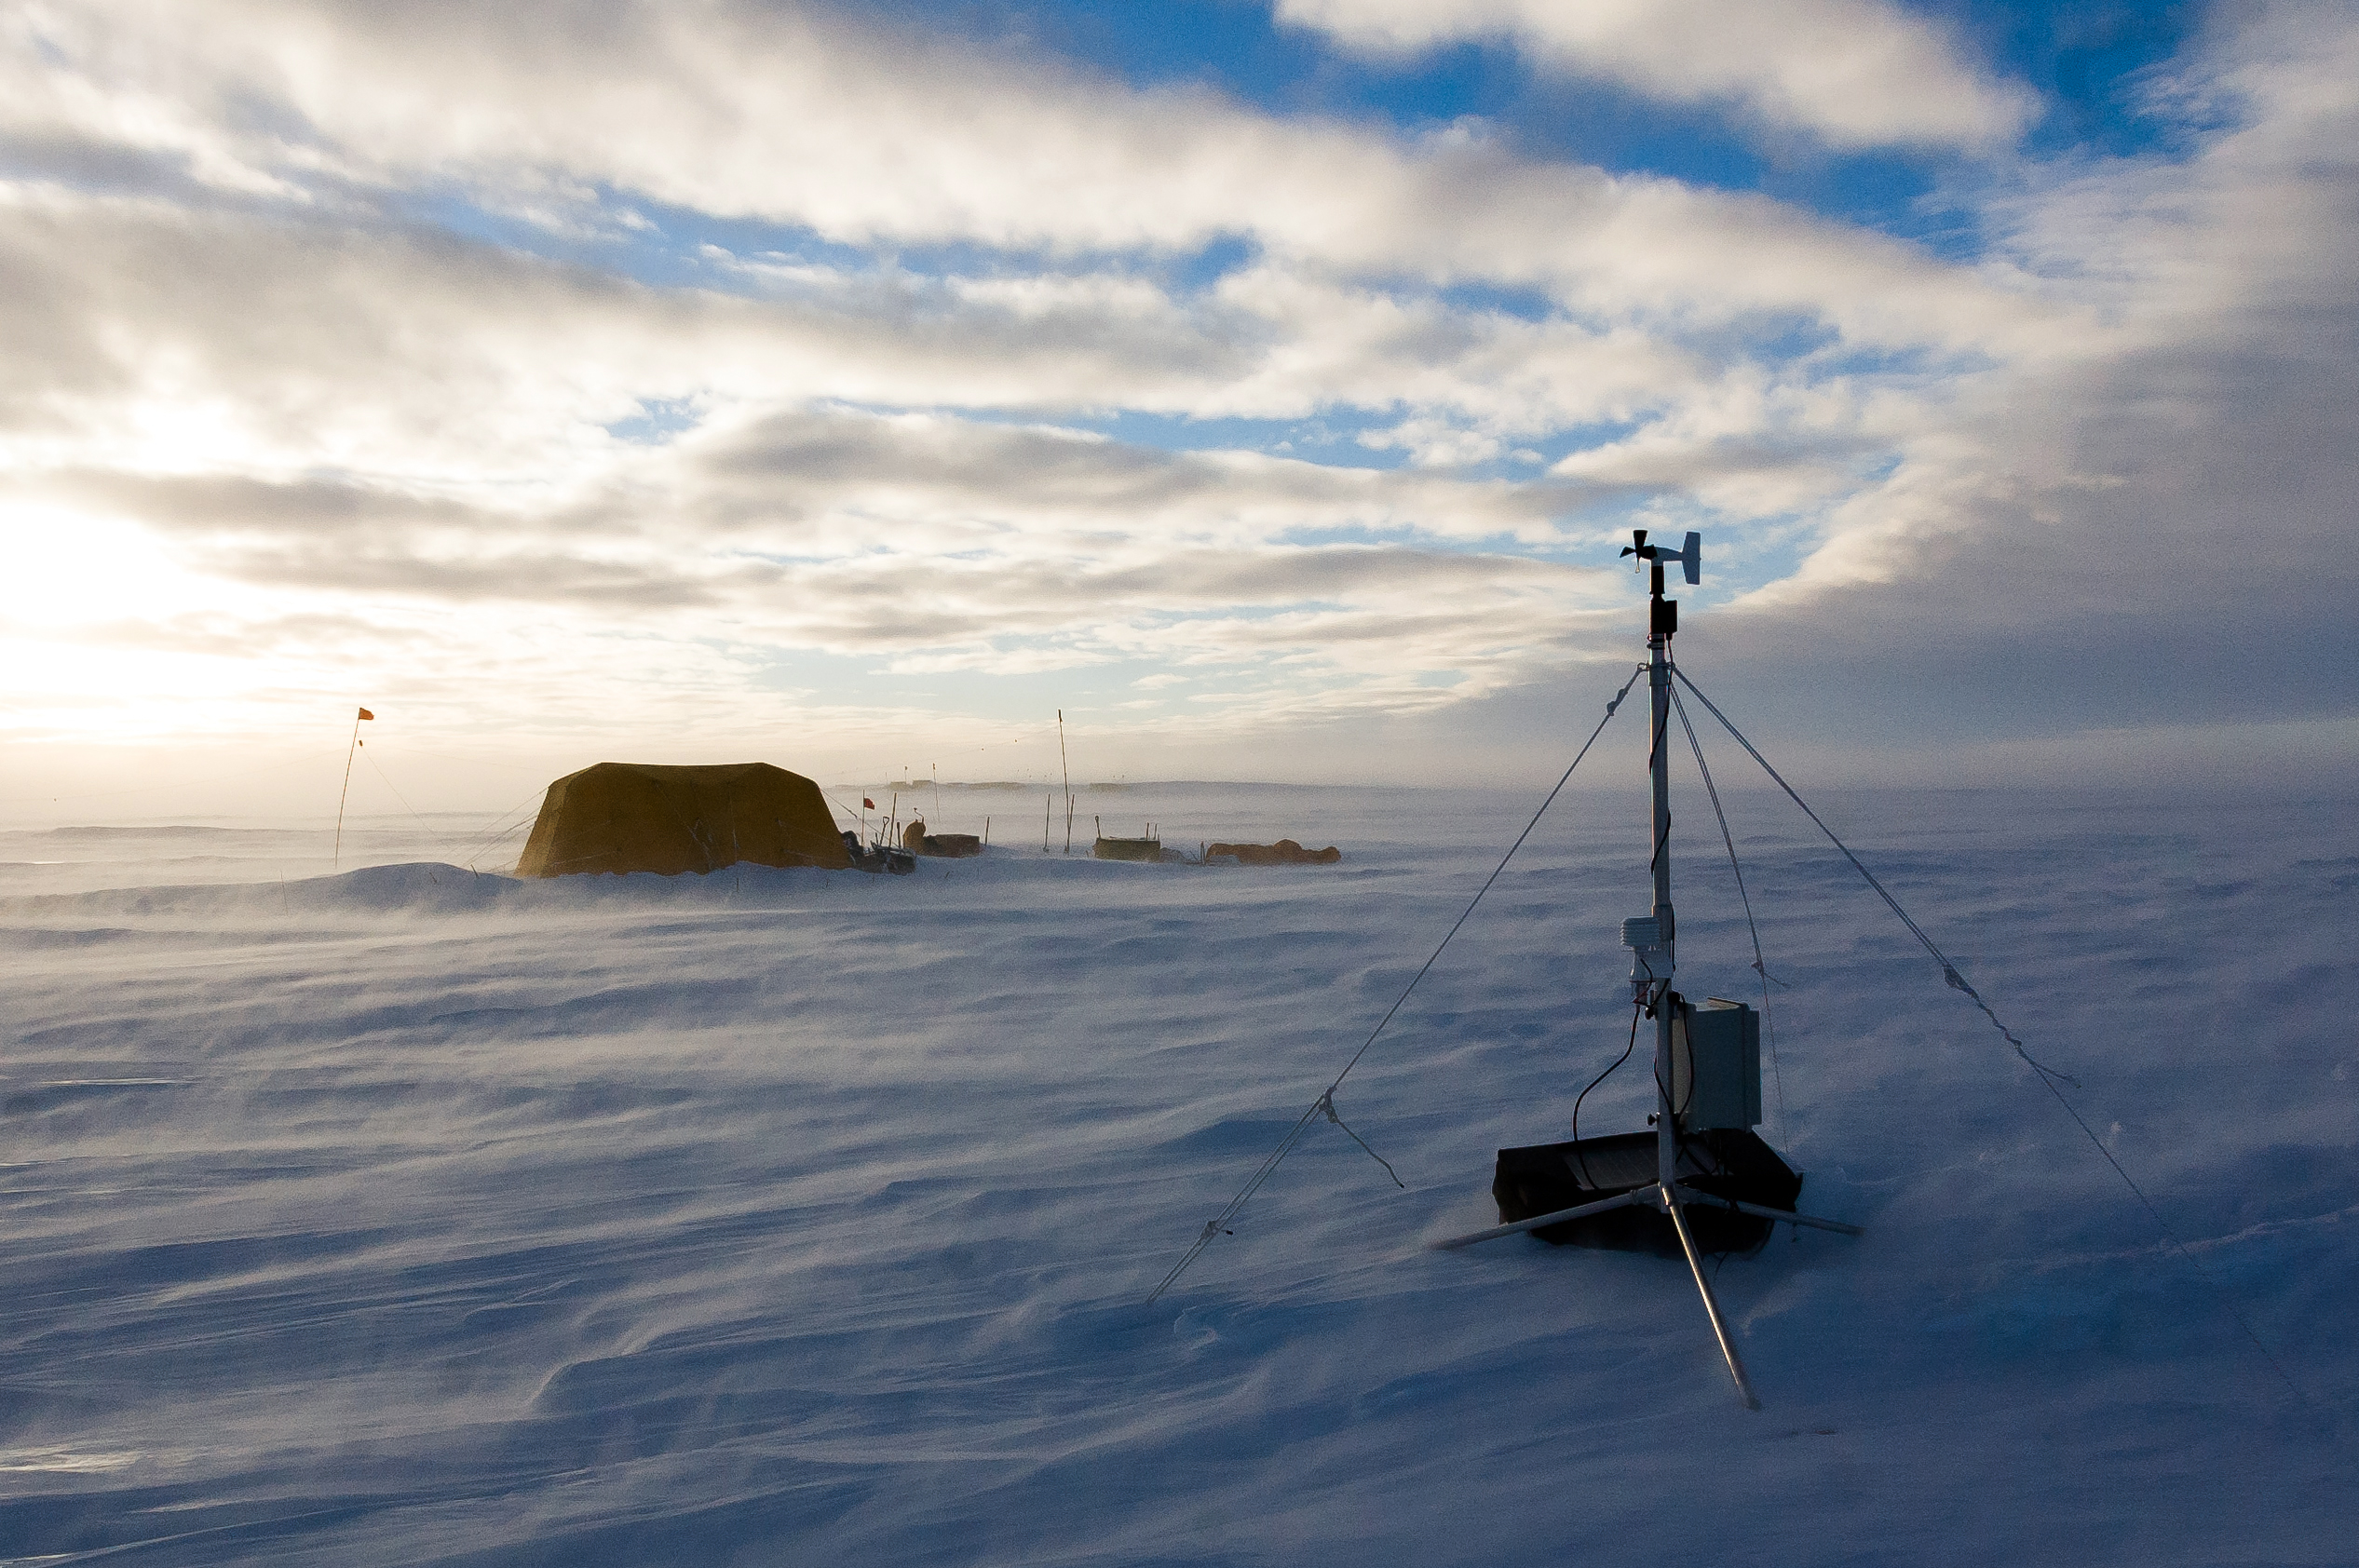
515, 762, 851, 877
1204, 839, 1341, 866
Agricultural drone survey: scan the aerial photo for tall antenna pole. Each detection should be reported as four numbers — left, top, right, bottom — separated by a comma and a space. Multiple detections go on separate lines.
1058, 709, 1073, 854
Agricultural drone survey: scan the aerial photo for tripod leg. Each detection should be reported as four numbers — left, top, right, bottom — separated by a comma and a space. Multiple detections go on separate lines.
1681, 1191, 1863, 1236
1662, 1184, 1760, 1410
1428, 1189, 1648, 1251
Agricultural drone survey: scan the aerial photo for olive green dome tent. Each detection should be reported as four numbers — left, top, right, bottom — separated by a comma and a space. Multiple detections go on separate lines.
514, 762, 851, 877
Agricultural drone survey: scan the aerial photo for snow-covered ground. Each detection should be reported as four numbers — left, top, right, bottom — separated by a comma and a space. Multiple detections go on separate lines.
3, 781, 2353, 1564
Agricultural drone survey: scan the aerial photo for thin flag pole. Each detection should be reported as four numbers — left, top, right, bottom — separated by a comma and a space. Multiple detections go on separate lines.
332, 706, 373, 869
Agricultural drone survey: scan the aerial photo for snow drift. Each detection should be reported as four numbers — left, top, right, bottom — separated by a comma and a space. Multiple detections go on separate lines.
1, 784, 2352, 1563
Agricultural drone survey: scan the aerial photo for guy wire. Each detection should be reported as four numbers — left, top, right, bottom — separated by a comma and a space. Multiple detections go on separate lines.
1669, 674, 1789, 1137
1146, 663, 1647, 1304
1671, 663, 2307, 1409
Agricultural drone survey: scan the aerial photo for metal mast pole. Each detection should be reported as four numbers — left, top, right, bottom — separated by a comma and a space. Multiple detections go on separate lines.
1436, 528, 1769, 1405
1436, 530, 1794, 1407
1647, 556, 1676, 1192
1640, 534, 1758, 1409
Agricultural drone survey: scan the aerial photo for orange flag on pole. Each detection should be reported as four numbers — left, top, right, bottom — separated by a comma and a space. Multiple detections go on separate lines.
335, 708, 374, 867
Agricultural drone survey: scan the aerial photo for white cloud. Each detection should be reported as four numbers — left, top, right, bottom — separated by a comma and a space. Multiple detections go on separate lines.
1357, 415, 1503, 468
8, 0, 2041, 353
1274, 0, 2036, 152
1691, 2, 2359, 749
0, 180, 1967, 506
0, 0, 2352, 784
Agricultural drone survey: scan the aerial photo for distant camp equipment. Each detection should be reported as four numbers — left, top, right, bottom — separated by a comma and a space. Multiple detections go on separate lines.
902, 818, 983, 858
842, 833, 916, 875
1091, 816, 1163, 862
516, 762, 853, 877
1203, 839, 1341, 866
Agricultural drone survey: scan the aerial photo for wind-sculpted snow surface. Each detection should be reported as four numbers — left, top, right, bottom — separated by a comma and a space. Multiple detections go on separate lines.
1, 787, 2353, 1564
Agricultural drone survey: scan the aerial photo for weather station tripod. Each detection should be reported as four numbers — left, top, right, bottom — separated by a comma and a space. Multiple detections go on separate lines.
1423, 531, 1860, 1409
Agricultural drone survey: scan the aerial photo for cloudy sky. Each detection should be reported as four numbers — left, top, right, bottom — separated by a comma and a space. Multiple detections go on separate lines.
4, 0, 2354, 813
